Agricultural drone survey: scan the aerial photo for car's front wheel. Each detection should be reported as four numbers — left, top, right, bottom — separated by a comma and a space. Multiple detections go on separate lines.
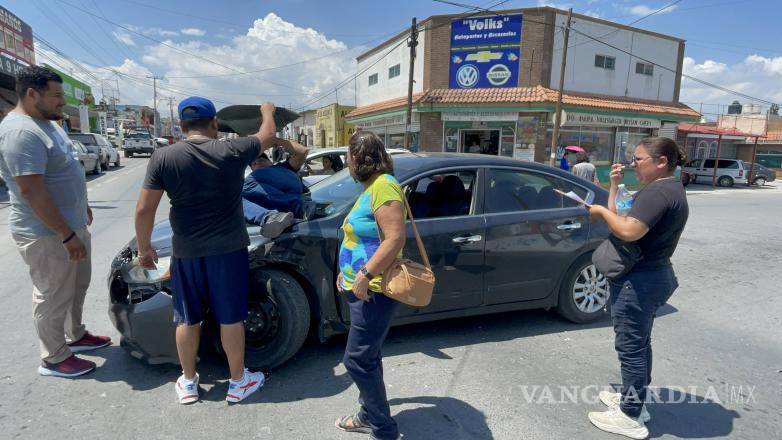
210, 269, 310, 370
718, 176, 734, 187
557, 254, 610, 323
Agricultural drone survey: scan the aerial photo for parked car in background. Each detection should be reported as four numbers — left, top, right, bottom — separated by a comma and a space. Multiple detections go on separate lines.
154, 137, 170, 149
300, 147, 408, 187
123, 128, 156, 157
743, 162, 776, 186
108, 153, 610, 370
70, 139, 101, 175
68, 133, 113, 170
682, 158, 747, 187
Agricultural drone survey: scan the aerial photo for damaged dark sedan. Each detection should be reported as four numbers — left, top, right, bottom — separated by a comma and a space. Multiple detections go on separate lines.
108, 153, 611, 370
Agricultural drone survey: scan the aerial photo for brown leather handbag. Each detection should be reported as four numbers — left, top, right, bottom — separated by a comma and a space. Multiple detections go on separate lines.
381, 197, 435, 307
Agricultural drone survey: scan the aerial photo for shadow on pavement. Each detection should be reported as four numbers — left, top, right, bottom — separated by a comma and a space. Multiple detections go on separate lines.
257, 308, 616, 404
389, 396, 493, 440
646, 387, 740, 438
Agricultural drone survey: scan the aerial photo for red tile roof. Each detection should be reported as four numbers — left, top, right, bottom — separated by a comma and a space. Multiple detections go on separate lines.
345, 93, 425, 119
346, 86, 700, 120
678, 122, 759, 137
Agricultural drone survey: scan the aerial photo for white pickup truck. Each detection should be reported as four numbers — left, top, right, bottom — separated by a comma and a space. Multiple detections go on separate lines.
123, 129, 156, 157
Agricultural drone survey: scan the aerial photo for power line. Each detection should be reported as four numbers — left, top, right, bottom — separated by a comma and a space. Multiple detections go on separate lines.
55, 0, 302, 92
294, 0, 512, 111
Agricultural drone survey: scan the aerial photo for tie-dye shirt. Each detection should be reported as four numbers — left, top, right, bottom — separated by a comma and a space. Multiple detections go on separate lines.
339, 174, 404, 292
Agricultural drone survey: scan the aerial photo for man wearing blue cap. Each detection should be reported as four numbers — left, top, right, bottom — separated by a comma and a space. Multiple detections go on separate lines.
134, 96, 277, 404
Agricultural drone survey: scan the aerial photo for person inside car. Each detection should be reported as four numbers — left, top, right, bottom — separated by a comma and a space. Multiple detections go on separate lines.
242, 138, 308, 238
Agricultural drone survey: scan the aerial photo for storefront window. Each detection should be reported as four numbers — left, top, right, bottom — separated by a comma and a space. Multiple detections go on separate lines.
500, 127, 515, 158
756, 151, 782, 168
614, 128, 653, 165
444, 127, 459, 153
545, 126, 615, 165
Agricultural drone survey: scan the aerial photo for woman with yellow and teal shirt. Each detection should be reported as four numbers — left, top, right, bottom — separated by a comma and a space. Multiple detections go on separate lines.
334, 131, 406, 440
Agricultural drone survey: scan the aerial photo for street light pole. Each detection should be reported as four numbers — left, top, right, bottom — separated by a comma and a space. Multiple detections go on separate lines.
404, 17, 418, 150
147, 75, 162, 137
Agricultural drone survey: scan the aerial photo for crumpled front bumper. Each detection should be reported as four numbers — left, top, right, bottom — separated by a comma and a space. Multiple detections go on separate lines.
108, 269, 179, 365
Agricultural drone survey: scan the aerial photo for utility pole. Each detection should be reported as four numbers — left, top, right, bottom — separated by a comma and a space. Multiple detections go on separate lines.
147, 75, 162, 137
404, 17, 418, 150
549, 8, 572, 166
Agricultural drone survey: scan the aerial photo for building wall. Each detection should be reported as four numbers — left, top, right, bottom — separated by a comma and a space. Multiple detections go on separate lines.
315, 104, 356, 147
356, 29, 426, 107
549, 13, 680, 102
419, 112, 443, 152
717, 114, 769, 136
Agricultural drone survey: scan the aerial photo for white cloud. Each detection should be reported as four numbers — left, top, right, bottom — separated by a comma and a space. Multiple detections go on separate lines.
125, 25, 179, 37
112, 30, 136, 46
180, 28, 207, 37
584, 10, 602, 18
681, 55, 782, 107
536, 0, 572, 9
627, 4, 679, 17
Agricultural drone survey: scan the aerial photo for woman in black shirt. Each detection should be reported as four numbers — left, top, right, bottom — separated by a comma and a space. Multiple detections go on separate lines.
587, 137, 689, 440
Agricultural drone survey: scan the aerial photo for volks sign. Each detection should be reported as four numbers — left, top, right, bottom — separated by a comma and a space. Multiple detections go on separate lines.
449, 14, 522, 89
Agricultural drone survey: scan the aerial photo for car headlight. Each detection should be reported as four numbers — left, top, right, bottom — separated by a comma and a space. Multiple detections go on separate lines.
123, 256, 172, 284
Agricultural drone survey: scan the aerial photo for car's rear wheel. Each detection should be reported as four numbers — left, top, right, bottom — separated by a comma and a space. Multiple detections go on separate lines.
210, 269, 310, 370
753, 176, 766, 186
557, 254, 610, 323
91, 160, 101, 175
101, 159, 109, 171
114, 156, 121, 167
718, 176, 734, 187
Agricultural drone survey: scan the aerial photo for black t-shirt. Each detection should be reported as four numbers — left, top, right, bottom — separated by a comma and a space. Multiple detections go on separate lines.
628, 178, 689, 270
143, 137, 260, 258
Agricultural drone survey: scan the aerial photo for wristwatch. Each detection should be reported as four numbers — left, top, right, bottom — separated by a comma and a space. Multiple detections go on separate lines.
359, 266, 374, 279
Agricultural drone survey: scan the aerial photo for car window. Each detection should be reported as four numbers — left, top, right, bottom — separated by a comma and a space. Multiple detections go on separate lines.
717, 160, 738, 169
486, 169, 588, 213
686, 160, 700, 167
69, 134, 98, 145
405, 170, 477, 219
703, 159, 715, 168
303, 154, 345, 176
306, 168, 363, 214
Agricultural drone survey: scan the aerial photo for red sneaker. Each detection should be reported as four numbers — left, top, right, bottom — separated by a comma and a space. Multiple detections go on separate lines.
68, 332, 112, 353
39, 355, 96, 377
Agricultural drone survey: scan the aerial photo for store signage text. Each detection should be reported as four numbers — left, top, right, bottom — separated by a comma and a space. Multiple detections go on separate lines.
449, 14, 522, 89
355, 113, 419, 129
442, 111, 518, 122
561, 112, 661, 128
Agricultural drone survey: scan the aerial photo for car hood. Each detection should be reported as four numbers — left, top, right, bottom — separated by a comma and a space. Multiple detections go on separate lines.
127, 220, 268, 256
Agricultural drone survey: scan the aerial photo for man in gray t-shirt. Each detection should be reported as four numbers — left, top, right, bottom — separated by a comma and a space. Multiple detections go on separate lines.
0, 66, 111, 378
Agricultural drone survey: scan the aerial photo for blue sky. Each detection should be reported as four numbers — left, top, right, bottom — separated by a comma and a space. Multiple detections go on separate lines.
4, 0, 781, 114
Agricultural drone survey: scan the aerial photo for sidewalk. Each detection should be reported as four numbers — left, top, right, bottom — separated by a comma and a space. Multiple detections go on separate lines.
686, 182, 780, 195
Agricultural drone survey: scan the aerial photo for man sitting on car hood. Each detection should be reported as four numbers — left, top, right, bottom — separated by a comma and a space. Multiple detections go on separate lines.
242, 138, 308, 238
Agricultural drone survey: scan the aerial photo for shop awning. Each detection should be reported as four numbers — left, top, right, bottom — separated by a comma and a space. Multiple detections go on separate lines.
678, 122, 761, 140
346, 85, 701, 122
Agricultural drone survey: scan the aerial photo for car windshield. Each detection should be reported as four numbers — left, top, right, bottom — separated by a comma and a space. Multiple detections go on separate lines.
306, 169, 363, 215
306, 155, 418, 215
69, 134, 97, 145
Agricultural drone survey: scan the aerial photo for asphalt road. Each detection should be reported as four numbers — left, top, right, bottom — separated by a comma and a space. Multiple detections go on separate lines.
0, 159, 779, 440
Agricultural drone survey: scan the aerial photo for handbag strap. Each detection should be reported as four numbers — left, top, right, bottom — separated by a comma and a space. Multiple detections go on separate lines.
400, 194, 432, 270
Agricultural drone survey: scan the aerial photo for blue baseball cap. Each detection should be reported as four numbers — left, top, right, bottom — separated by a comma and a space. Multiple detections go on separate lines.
178, 96, 216, 120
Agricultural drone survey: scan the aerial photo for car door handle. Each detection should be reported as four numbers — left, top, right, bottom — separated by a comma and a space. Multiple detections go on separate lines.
452, 235, 483, 244
557, 222, 582, 230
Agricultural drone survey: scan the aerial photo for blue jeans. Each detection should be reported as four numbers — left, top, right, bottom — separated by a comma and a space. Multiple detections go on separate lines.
343, 291, 400, 440
242, 199, 273, 225
609, 265, 678, 418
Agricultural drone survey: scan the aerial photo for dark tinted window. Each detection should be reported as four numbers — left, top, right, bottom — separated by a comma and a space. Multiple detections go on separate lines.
703, 159, 715, 168
486, 169, 588, 213
686, 159, 700, 167
717, 160, 739, 169
405, 170, 476, 219
69, 134, 98, 145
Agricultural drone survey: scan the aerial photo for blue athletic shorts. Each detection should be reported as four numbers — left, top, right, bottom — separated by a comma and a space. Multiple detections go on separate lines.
170, 248, 249, 325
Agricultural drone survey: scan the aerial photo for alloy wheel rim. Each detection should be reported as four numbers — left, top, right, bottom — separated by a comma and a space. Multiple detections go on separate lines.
572, 264, 609, 314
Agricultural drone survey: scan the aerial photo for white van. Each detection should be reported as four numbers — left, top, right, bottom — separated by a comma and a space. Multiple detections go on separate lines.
682, 158, 747, 187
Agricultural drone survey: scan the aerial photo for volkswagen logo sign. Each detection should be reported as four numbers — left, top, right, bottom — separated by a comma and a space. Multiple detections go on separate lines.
456, 65, 479, 88
486, 64, 512, 86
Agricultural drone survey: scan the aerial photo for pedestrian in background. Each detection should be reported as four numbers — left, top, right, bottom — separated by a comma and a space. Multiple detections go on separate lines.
134, 97, 278, 405
559, 149, 570, 171
572, 151, 600, 184
587, 137, 689, 439
335, 131, 406, 440
0, 66, 111, 378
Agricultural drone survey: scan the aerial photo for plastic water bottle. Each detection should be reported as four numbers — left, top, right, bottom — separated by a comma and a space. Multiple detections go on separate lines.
615, 184, 633, 216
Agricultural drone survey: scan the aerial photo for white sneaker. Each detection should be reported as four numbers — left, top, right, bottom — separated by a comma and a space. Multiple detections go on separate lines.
175, 373, 199, 404
226, 369, 265, 403
589, 406, 649, 440
599, 390, 651, 423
